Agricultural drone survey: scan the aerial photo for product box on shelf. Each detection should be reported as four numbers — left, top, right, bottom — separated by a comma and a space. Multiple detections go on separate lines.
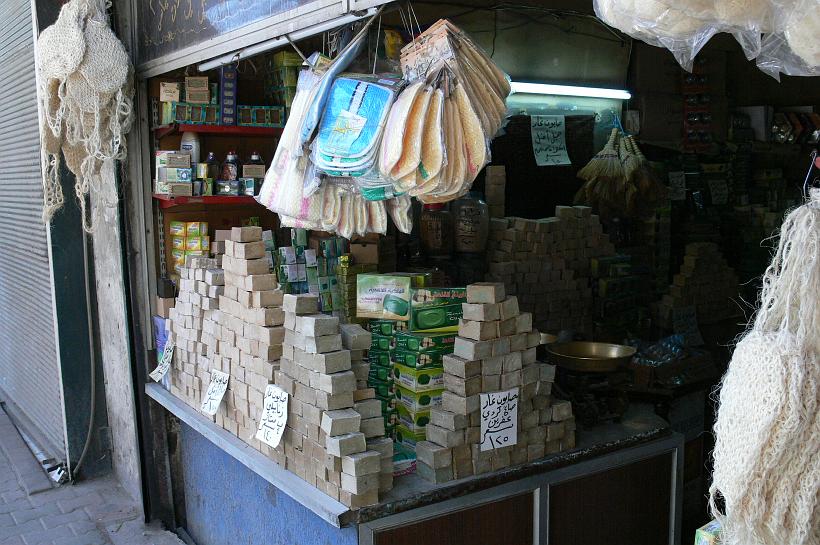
356, 275, 413, 320
408, 288, 466, 332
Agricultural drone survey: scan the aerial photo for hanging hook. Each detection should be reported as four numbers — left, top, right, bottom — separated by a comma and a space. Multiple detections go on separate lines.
372, 16, 382, 75
802, 149, 818, 200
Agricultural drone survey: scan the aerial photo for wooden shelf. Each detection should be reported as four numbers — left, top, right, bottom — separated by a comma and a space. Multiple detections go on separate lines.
154, 123, 283, 139
152, 194, 262, 209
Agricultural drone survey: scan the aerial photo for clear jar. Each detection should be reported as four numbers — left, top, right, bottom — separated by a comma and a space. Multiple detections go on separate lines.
452, 192, 489, 253
420, 203, 454, 258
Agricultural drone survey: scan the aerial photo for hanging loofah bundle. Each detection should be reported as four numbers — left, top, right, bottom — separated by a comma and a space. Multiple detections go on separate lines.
37, 0, 134, 232
709, 187, 820, 545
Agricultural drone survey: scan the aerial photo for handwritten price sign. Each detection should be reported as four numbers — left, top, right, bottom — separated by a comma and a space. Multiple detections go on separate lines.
200, 370, 229, 416
256, 384, 289, 448
531, 115, 571, 167
149, 339, 175, 382
480, 388, 520, 451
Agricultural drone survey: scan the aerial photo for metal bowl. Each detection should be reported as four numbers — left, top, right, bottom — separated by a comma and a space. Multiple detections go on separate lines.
546, 341, 637, 373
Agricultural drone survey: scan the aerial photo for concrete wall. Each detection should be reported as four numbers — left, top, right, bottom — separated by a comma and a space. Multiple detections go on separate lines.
179, 423, 358, 545
90, 161, 143, 504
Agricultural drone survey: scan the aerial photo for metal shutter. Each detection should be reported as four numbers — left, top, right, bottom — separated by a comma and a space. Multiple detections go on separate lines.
0, 0, 66, 458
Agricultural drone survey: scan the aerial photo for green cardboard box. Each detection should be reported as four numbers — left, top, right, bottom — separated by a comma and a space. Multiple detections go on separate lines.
356, 275, 412, 320
371, 333, 393, 351
369, 319, 398, 336
391, 349, 447, 369
395, 423, 425, 448
393, 331, 456, 353
408, 287, 467, 332
368, 349, 391, 368
394, 384, 443, 412
392, 362, 444, 392
396, 404, 430, 433
694, 520, 722, 545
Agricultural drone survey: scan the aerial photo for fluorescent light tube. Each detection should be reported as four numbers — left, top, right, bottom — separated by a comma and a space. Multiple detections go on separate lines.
510, 82, 631, 100
198, 8, 377, 72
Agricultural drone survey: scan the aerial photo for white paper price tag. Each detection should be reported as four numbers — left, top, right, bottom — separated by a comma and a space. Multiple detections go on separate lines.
200, 370, 229, 416
256, 384, 289, 448
480, 387, 520, 451
531, 115, 571, 167
149, 340, 175, 382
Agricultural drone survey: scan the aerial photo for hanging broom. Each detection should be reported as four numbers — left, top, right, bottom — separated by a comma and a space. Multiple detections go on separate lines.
628, 136, 665, 210
575, 128, 624, 207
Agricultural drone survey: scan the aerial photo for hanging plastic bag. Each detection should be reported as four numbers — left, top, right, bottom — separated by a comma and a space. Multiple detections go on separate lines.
594, 0, 717, 70
756, 0, 819, 79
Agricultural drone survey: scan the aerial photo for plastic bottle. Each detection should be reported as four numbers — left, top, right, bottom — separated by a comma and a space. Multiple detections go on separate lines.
452, 191, 489, 253
180, 131, 201, 164
420, 203, 454, 258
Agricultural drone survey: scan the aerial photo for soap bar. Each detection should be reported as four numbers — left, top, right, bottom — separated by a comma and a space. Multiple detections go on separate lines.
466, 282, 505, 304
461, 302, 500, 322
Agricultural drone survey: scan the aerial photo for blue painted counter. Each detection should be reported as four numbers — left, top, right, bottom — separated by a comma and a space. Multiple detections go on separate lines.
180, 423, 358, 545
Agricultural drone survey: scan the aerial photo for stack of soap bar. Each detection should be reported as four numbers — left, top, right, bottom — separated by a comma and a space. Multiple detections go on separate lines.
207, 226, 285, 443
484, 207, 616, 337
416, 282, 577, 483
166, 255, 224, 407
273, 294, 390, 507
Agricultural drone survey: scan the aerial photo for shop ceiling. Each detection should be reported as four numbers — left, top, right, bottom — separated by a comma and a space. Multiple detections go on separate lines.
137, 0, 627, 88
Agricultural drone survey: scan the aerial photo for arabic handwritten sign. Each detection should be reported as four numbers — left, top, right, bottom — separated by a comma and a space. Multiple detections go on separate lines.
531, 115, 571, 167
149, 339, 175, 382
480, 388, 519, 451
256, 384, 289, 448
200, 370, 229, 416
708, 179, 728, 205
668, 171, 686, 201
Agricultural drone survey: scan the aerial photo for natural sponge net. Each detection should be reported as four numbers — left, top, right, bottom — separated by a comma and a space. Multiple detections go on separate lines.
709, 188, 820, 545
37, 0, 133, 231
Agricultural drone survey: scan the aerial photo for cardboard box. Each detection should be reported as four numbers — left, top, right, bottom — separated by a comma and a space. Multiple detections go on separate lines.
185, 76, 210, 104
694, 520, 722, 545
349, 242, 379, 265
356, 275, 412, 320
408, 288, 466, 332
159, 82, 181, 102
392, 349, 447, 369
392, 362, 444, 392
394, 385, 443, 412
393, 331, 456, 353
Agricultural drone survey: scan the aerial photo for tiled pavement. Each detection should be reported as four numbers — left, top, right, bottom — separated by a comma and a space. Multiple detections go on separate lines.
0, 412, 184, 545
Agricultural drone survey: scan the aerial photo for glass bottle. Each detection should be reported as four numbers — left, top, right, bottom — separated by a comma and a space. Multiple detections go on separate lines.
452, 191, 489, 253
221, 151, 241, 181
420, 203, 454, 258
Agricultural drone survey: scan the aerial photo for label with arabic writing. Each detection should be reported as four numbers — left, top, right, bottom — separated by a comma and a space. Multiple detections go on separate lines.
149, 339, 175, 382
256, 384, 289, 448
200, 370, 229, 416
480, 388, 519, 451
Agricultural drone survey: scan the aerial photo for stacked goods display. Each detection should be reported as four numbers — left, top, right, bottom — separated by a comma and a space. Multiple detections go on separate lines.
393, 330, 456, 450
169, 221, 210, 272
416, 282, 575, 483
167, 255, 224, 406
656, 242, 740, 328
257, 17, 510, 236
367, 319, 402, 441
273, 294, 394, 505
276, 229, 348, 308
484, 206, 616, 336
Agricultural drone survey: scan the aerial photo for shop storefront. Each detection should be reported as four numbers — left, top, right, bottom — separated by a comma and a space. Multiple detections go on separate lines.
47, 0, 816, 544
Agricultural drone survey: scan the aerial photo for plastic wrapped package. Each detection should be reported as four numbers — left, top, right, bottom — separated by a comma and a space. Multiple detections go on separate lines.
595, 0, 717, 70
757, 0, 819, 79
311, 76, 397, 178
386, 195, 413, 234
378, 80, 425, 181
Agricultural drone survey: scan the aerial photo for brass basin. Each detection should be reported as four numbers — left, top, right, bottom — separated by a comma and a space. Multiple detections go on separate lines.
546, 341, 636, 373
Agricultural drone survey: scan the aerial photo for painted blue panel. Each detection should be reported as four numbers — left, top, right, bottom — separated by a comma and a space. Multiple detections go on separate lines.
180, 422, 358, 545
